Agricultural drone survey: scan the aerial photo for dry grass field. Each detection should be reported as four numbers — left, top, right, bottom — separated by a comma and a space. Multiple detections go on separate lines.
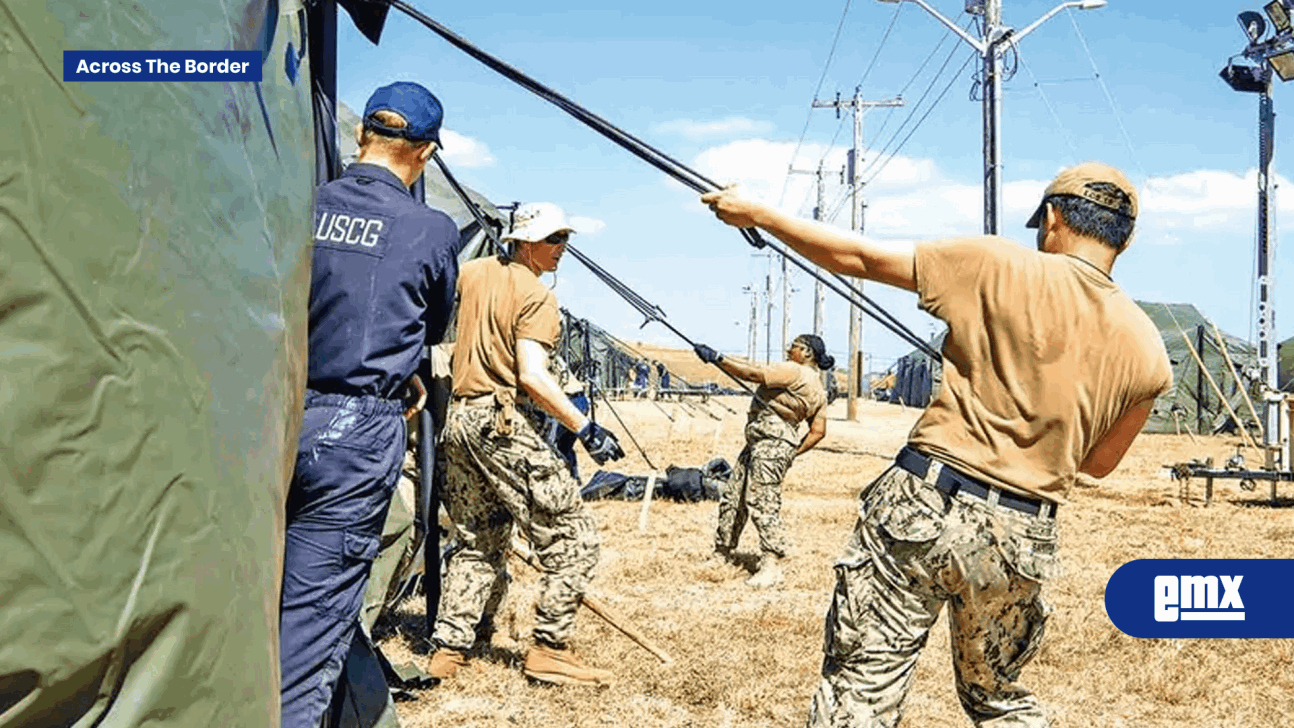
377, 392, 1294, 728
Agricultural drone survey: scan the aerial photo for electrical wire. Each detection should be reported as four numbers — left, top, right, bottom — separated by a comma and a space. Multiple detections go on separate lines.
856, 21, 974, 189
777, 0, 855, 209
1066, 8, 1145, 179
864, 12, 968, 167
862, 50, 976, 190
1016, 51, 1080, 164
384, 0, 939, 360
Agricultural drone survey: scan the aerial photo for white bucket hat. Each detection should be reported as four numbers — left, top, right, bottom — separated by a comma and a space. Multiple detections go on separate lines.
502, 202, 575, 243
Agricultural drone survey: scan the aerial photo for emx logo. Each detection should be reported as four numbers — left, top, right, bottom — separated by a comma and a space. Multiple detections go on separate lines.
1153, 575, 1244, 622
1107, 560, 1294, 638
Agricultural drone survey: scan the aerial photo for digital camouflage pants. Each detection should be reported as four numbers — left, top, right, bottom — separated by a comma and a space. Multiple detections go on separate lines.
715, 408, 798, 558
433, 401, 600, 651
807, 463, 1059, 728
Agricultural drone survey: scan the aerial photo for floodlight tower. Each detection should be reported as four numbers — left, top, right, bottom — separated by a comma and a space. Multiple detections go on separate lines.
876, 0, 1107, 235
1220, 1, 1294, 467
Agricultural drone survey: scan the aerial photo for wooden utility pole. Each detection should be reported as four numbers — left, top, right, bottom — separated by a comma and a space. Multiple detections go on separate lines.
765, 258, 774, 363
743, 285, 757, 360
780, 256, 791, 356
814, 89, 903, 420
788, 162, 828, 341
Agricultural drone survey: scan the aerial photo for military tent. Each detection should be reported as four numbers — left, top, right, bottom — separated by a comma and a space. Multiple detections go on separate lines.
3, 2, 315, 726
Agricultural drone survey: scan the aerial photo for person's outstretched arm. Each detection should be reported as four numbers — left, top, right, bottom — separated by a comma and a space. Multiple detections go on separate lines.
702, 188, 916, 292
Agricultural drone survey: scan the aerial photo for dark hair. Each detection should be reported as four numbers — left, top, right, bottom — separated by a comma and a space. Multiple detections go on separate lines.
1046, 183, 1135, 250
794, 334, 834, 370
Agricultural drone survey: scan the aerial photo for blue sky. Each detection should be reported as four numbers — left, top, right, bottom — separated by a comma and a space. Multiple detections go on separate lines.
336, 0, 1294, 372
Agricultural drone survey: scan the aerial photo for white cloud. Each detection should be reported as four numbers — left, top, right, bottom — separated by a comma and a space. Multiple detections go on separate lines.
690, 134, 1294, 249
439, 129, 496, 168
569, 216, 605, 235
652, 117, 775, 140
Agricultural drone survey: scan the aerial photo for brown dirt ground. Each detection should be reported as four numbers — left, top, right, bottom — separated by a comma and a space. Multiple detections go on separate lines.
377, 394, 1294, 728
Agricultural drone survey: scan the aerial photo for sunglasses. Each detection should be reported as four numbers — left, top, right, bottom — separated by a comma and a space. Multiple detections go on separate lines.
541, 231, 571, 245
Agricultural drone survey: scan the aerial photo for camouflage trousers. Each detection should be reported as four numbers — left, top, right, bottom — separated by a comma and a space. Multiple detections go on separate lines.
433, 401, 600, 651
807, 462, 1059, 728
715, 410, 798, 557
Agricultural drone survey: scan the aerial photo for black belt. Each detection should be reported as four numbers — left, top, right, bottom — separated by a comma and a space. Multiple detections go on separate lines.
895, 446, 1057, 519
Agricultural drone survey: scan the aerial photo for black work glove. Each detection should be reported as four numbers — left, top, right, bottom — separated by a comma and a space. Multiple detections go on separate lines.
693, 343, 723, 365
577, 421, 625, 465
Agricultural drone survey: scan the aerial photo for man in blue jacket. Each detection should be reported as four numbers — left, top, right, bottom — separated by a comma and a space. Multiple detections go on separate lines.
279, 81, 459, 728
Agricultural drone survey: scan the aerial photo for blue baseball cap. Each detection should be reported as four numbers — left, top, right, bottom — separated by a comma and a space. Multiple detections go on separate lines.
362, 82, 443, 144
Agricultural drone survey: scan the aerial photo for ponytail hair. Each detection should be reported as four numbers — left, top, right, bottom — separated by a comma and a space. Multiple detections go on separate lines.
795, 334, 834, 370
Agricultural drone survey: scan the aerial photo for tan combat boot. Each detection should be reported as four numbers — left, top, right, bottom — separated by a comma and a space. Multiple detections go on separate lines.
702, 548, 732, 569
427, 648, 468, 680
746, 553, 784, 588
522, 643, 613, 686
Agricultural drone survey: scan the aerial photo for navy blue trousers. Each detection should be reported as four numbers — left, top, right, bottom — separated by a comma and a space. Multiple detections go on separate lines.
279, 392, 405, 728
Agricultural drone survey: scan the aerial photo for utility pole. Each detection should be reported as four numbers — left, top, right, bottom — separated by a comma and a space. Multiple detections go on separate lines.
781, 257, 791, 356
765, 258, 774, 363
814, 88, 903, 420
880, 0, 1107, 234
787, 162, 830, 343
742, 285, 758, 361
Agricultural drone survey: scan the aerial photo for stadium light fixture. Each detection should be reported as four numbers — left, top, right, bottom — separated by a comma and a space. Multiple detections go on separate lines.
1270, 49, 1294, 80
1240, 10, 1269, 43
1265, 1, 1291, 34
1221, 59, 1271, 93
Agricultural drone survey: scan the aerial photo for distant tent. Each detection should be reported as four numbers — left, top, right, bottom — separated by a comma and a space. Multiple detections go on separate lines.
1278, 334, 1294, 392
891, 331, 947, 407
554, 309, 717, 397
884, 303, 1258, 435
1140, 302, 1259, 435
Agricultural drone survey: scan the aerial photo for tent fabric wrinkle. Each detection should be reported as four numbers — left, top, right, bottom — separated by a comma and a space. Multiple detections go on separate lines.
1, 2, 313, 726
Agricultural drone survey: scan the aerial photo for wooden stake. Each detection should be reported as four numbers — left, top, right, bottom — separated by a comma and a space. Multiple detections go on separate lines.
510, 537, 673, 665
638, 473, 657, 532
1208, 319, 1262, 436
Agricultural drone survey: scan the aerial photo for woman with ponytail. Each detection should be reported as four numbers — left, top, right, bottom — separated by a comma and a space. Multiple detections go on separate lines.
692, 334, 833, 587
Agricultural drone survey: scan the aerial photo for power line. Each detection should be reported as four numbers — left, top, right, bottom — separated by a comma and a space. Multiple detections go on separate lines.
806, 4, 905, 183
1016, 50, 1080, 164
855, 3, 904, 100
776, 0, 855, 209
1065, 8, 1145, 179
864, 50, 977, 188
855, 19, 974, 187
865, 12, 966, 158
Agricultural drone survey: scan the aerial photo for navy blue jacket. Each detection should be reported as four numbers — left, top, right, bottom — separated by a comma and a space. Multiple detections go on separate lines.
307, 163, 459, 399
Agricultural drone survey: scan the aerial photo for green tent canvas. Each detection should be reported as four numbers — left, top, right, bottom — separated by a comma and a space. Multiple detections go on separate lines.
2, 2, 313, 726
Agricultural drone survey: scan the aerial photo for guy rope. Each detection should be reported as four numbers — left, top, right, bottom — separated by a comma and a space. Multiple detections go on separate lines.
380, 0, 940, 361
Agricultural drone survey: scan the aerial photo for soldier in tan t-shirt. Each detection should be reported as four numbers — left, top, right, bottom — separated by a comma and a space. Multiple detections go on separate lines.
691, 334, 832, 588
702, 162, 1171, 728
428, 202, 624, 687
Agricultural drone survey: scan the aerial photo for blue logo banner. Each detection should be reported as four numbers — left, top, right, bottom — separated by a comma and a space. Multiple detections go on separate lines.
1105, 559, 1294, 638
64, 51, 262, 82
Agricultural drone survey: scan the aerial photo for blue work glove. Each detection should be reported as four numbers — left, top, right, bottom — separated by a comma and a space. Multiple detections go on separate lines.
693, 343, 723, 365
577, 422, 625, 465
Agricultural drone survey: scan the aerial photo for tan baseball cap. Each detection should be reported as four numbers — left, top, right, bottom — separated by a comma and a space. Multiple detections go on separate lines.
502, 202, 576, 243
1025, 161, 1138, 228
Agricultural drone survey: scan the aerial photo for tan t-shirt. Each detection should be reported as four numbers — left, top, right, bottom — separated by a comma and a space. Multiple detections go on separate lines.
909, 236, 1172, 500
751, 361, 827, 427
451, 256, 561, 398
